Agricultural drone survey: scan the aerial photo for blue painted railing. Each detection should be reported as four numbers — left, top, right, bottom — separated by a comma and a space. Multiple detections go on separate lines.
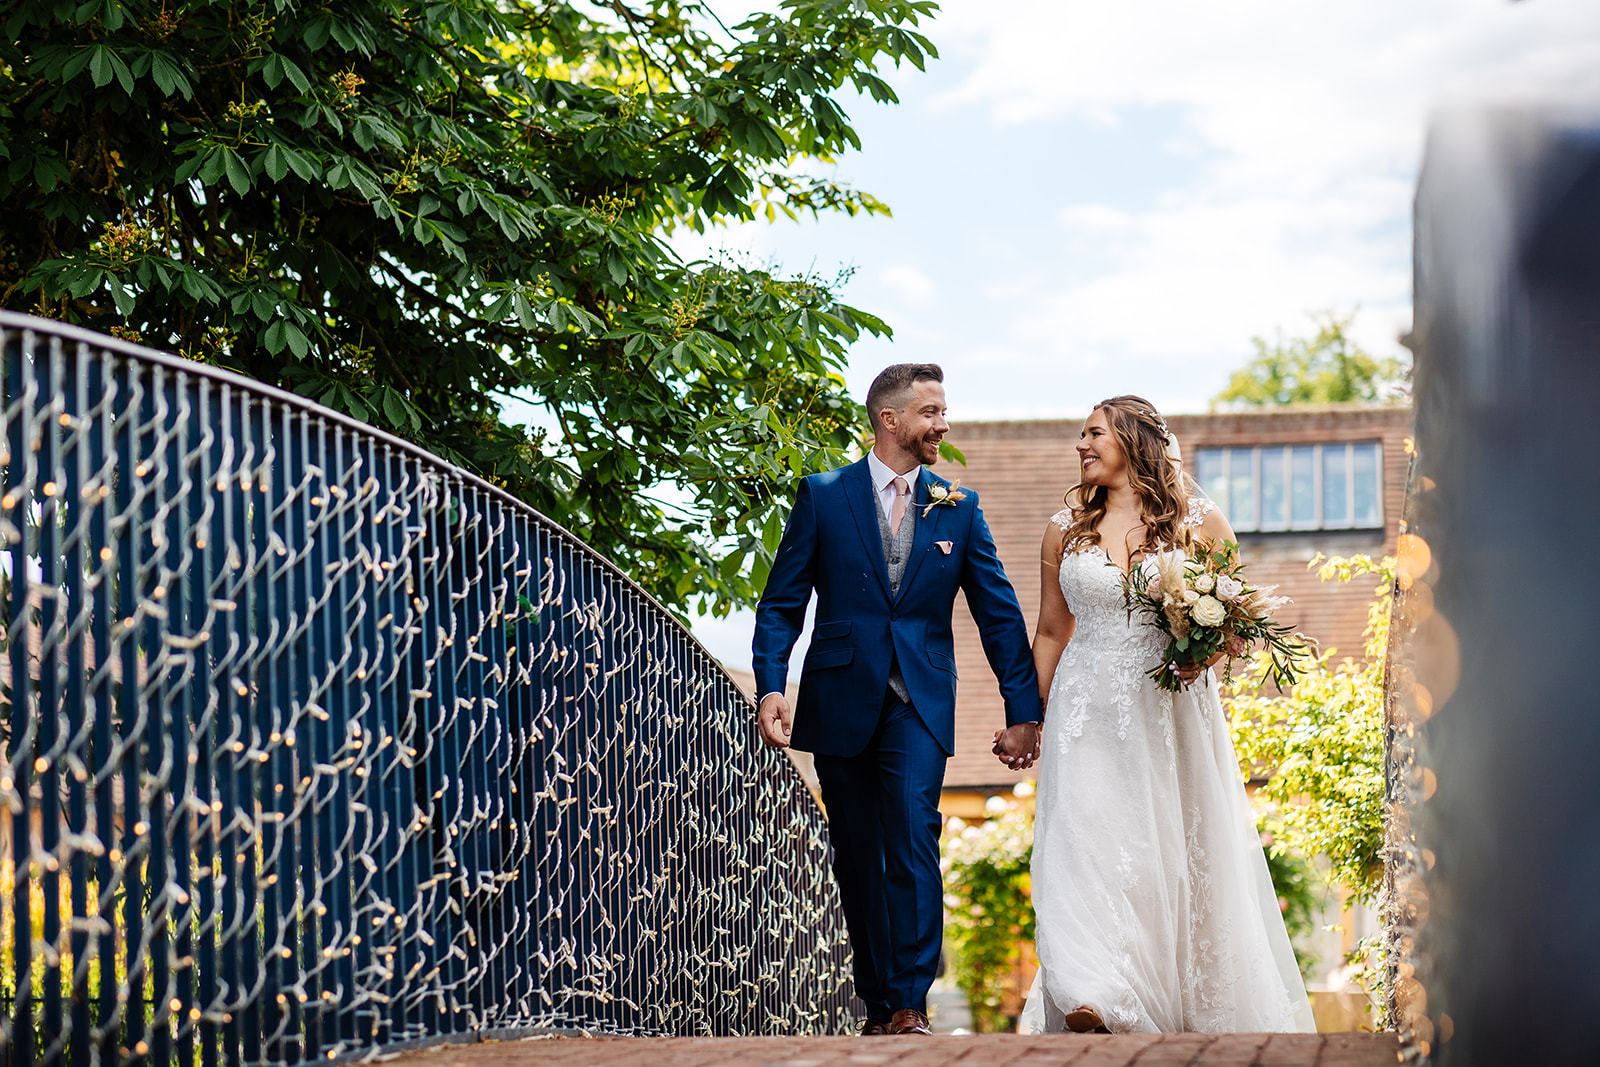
0, 311, 849, 1064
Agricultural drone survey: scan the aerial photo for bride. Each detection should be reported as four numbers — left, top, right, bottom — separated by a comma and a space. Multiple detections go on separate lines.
997, 395, 1316, 1034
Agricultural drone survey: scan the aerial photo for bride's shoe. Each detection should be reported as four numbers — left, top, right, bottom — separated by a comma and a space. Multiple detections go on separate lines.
1064, 1005, 1111, 1034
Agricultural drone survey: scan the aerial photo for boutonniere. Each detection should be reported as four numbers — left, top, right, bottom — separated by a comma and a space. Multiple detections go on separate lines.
920, 480, 967, 518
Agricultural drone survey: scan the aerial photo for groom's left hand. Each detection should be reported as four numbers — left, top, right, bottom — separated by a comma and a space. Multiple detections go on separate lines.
992, 722, 1040, 771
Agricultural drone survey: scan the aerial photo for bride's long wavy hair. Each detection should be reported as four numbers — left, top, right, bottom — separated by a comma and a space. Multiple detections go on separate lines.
1058, 395, 1190, 561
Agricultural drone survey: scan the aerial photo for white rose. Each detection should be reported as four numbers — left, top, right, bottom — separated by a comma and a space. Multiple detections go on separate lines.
1182, 589, 1201, 605
1193, 573, 1215, 594
1190, 595, 1228, 627
1215, 574, 1243, 601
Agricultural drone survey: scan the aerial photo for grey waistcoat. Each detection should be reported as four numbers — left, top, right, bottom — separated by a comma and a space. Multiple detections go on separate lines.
874, 482, 918, 702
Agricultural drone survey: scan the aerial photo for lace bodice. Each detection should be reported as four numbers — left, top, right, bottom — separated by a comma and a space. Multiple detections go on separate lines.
1056, 546, 1164, 657
1046, 499, 1215, 660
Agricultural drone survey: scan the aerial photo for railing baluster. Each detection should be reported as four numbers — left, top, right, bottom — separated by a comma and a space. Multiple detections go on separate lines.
7, 325, 39, 1067
88, 342, 118, 1061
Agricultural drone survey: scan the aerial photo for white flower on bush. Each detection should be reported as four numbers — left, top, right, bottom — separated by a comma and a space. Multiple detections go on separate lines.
1215, 574, 1244, 601
1193, 573, 1215, 594
1191, 595, 1228, 627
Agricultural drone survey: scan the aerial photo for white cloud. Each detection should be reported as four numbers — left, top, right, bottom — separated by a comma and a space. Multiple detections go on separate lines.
918, 0, 1600, 411
1058, 204, 1132, 233
880, 263, 937, 307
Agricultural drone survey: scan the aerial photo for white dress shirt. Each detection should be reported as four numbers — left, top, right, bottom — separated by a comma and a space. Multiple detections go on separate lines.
866, 449, 922, 523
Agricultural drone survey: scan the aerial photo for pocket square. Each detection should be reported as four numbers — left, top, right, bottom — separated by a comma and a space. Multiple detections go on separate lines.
936, 540, 954, 555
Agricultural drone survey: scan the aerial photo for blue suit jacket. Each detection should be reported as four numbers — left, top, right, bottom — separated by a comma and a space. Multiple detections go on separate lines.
752, 457, 1042, 758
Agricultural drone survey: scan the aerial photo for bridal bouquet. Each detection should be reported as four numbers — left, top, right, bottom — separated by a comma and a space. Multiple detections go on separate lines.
1124, 538, 1310, 692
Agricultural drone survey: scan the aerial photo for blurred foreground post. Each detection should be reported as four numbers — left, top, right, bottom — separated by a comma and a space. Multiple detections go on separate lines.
1405, 108, 1600, 1064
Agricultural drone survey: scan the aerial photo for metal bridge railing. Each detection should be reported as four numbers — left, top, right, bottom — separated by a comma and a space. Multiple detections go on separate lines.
0, 311, 850, 1065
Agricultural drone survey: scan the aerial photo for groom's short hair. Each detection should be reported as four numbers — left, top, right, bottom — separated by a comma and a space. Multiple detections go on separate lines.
866, 363, 943, 432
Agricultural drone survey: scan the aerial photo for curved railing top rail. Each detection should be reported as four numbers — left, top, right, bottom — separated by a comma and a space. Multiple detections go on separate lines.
0, 312, 851, 1064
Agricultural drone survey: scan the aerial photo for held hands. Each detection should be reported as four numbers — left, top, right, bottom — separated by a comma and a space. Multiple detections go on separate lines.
992, 722, 1041, 771
757, 693, 794, 749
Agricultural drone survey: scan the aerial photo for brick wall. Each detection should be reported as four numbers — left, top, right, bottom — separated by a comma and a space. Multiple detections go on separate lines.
934, 405, 1413, 790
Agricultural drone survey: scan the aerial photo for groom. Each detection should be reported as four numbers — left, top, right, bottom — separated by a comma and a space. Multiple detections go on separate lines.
753, 363, 1042, 1035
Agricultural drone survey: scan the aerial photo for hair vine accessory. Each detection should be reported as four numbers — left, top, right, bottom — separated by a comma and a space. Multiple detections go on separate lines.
1137, 408, 1170, 438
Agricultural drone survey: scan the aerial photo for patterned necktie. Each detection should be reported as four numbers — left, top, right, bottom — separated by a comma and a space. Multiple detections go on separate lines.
890, 475, 910, 535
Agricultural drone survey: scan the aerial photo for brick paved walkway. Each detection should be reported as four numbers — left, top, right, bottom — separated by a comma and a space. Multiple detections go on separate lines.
397, 1032, 1401, 1067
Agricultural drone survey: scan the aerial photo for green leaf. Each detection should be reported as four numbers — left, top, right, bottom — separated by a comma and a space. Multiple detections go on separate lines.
761, 508, 783, 554
222, 148, 251, 195
68, 268, 103, 298
263, 144, 289, 182
261, 54, 285, 89
32, 155, 70, 192
279, 56, 311, 93
262, 320, 286, 355
281, 145, 320, 181
148, 52, 192, 99
88, 46, 135, 95
381, 387, 408, 428
196, 147, 226, 185
109, 280, 134, 315
605, 250, 628, 286
483, 291, 513, 322
513, 292, 535, 329
283, 322, 310, 358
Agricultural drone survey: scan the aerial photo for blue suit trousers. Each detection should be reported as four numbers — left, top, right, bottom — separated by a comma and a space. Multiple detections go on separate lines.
812, 691, 948, 1021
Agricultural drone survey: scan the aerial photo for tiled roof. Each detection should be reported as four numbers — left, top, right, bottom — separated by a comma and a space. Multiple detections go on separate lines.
934, 405, 1413, 790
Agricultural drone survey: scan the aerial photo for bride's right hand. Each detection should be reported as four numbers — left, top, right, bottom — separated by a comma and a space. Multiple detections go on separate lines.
992, 723, 1041, 770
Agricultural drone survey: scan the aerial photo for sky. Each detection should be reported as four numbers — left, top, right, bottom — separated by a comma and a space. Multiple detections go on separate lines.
680, 0, 1600, 669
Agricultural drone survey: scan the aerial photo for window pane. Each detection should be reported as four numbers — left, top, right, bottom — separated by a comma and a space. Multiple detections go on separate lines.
1259, 449, 1285, 528
1322, 446, 1349, 526
1196, 449, 1226, 507
1353, 443, 1381, 526
1291, 447, 1316, 527
1229, 449, 1255, 529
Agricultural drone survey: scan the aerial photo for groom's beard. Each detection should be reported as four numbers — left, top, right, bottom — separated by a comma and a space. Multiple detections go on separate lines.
897, 427, 943, 465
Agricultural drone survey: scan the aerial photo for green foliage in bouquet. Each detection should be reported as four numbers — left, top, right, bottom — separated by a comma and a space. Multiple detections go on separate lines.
940, 801, 1035, 1033
0, 0, 941, 618
1124, 538, 1311, 692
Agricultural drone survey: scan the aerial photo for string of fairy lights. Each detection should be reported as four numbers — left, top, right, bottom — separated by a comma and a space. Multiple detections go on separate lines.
1385, 440, 1453, 1064
0, 314, 851, 1064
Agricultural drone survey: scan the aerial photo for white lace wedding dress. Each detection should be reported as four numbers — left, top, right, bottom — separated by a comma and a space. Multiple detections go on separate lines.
1018, 506, 1316, 1034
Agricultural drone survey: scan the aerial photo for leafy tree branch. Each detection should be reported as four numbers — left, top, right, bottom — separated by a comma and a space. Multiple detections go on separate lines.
0, 0, 937, 616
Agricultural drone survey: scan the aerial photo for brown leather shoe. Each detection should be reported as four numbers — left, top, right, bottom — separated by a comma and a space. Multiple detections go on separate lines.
858, 1018, 891, 1036
888, 1008, 932, 1035
1064, 1005, 1111, 1033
